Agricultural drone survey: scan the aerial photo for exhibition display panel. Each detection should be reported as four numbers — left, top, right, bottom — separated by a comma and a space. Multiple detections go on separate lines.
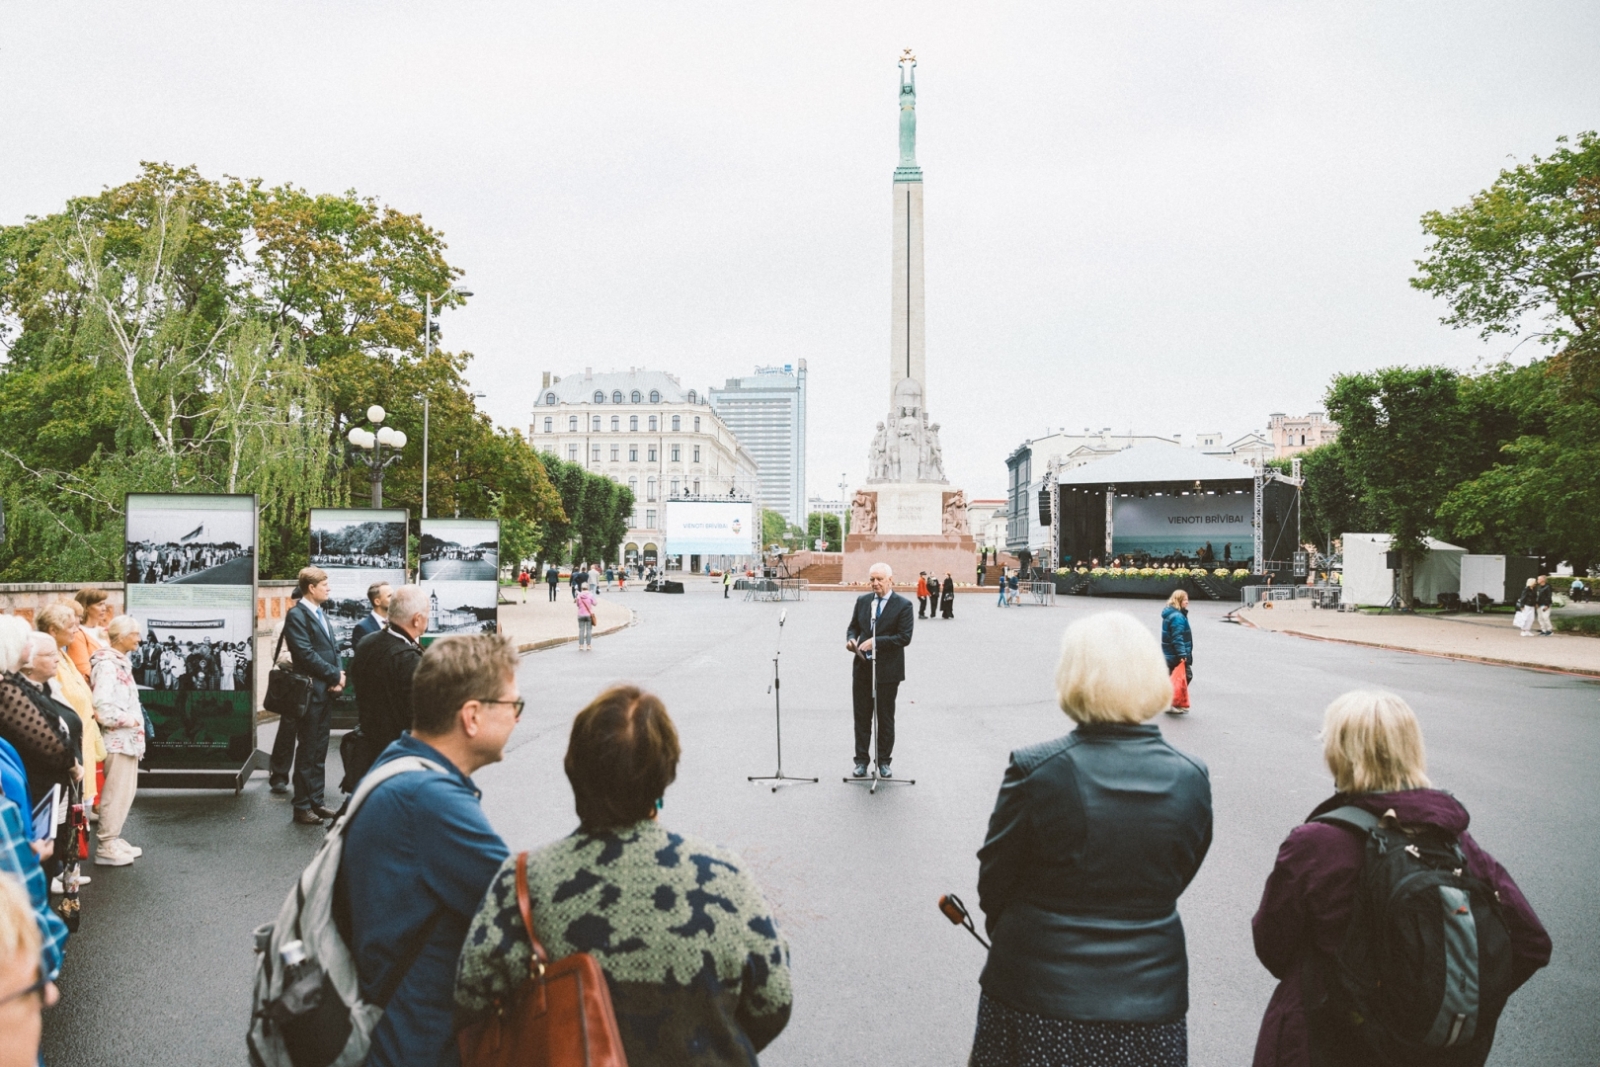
418, 518, 501, 638
125, 493, 259, 791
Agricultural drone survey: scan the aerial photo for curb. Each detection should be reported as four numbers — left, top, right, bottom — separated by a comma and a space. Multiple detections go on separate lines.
1237, 613, 1600, 679
514, 607, 635, 654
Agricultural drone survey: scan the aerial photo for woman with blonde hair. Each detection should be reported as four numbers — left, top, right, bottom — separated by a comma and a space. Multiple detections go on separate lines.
89, 616, 146, 867
1250, 691, 1551, 1066
37, 603, 102, 815
969, 612, 1212, 1067
1161, 589, 1194, 714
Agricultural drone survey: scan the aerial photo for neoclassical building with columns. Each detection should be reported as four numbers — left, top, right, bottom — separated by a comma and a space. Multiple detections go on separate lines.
530, 368, 760, 567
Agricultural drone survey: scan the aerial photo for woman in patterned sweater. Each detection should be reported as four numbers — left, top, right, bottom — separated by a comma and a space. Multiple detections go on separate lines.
455, 686, 792, 1065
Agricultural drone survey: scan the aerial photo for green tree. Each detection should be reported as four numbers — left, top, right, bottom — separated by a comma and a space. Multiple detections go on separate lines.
1325, 368, 1471, 606
0, 162, 563, 579
806, 511, 841, 547
1413, 131, 1600, 392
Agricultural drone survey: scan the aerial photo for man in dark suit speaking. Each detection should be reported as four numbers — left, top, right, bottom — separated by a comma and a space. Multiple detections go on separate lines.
268, 566, 346, 825
845, 562, 915, 778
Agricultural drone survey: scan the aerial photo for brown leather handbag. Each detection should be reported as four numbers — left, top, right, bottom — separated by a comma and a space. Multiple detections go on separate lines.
458, 852, 629, 1067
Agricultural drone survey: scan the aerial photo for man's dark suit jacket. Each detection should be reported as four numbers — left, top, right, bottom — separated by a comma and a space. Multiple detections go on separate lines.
350, 625, 423, 752
351, 612, 383, 648
283, 600, 342, 698
846, 590, 915, 686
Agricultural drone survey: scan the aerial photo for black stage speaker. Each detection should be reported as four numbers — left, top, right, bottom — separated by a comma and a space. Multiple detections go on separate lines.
1038, 488, 1053, 526
1385, 551, 1401, 569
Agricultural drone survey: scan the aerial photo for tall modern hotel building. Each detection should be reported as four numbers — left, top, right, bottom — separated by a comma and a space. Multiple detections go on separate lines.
709, 362, 807, 526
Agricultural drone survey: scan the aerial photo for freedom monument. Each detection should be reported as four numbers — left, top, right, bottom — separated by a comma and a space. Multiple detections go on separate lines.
844, 51, 977, 585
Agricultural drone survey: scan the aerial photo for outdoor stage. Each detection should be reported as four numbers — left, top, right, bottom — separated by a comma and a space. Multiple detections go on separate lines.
1048, 444, 1301, 594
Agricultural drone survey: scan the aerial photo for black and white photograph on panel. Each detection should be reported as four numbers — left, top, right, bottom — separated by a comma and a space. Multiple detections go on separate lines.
418, 518, 500, 580
124, 494, 256, 585
309, 508, 409, 654
420, 580, 499, 636
130, 599, 255, 694
308, 508, 408, 570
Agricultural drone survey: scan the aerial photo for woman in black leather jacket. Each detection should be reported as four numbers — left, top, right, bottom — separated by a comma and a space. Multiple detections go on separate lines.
970, 611, 1213, 1067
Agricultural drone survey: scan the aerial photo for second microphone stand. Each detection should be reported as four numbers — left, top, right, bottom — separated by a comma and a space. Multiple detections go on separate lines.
748, 611, 817, 792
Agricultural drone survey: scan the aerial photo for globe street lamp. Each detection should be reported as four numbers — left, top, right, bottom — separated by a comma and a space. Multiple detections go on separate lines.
348, 404, 408, 508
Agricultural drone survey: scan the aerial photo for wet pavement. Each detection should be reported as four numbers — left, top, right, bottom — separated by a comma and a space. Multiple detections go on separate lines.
42, 580, 1600, 1065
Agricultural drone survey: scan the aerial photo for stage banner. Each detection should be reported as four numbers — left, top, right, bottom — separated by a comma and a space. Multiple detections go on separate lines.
1112, 494, 1252, 561
309, 508, 409, 655
123, 493, 258, 778
419, 518, 501, 638
662, 500, 755, 555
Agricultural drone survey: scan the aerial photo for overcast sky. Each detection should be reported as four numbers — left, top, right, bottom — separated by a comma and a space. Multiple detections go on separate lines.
3, 2, 1596, 501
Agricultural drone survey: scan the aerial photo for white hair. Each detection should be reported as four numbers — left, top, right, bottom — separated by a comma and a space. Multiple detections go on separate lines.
22, 631, 54, 668
1054, 612, 1172, 724
388, 585, 430, 626
0, 616, 31, 673
106, 615, 142, 643
869, 563, 893, 578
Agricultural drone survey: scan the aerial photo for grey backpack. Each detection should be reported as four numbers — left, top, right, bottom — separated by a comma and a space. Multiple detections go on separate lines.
247, 756, 442, 1067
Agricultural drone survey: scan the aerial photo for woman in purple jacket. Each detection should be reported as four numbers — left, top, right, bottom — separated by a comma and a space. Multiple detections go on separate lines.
1250, 691, 1551, 1067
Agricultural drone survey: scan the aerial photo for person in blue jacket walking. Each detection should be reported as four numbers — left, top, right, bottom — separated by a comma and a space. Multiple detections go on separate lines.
1160, 590, 1193, 715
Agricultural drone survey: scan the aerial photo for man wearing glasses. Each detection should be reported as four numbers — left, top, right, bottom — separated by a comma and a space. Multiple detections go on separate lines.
0, 873, 57, 1067
337, 633, 523, 1067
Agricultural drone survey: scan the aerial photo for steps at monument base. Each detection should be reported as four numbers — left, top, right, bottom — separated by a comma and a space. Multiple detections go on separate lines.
797, 561, 844, 583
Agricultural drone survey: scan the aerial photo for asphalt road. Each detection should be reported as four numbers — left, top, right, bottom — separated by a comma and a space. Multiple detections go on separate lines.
420, 559, 498, 581
41, 583, 1600, 1065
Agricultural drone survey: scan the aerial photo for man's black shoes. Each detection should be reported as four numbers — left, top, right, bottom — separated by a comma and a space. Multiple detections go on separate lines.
852, 762, 868, 778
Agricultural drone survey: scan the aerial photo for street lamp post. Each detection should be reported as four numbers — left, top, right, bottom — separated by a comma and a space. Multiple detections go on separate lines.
422, 286, 473, 519
348, 405, 408, 508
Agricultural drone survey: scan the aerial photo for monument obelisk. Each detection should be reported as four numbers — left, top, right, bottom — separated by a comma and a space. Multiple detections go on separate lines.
844, 50, 976, 586
890, 53, 925, 408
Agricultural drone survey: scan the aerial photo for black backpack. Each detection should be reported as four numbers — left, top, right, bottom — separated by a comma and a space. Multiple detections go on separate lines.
1308, 805, 1515, 1067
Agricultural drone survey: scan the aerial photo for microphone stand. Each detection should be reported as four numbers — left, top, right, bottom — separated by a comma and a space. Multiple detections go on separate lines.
748, 610, 817, 792
844, 593, 916, 795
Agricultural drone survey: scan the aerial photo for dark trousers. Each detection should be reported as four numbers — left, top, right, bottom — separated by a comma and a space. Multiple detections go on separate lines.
548, 582, 558, 601
851, 663, 899, 764
724, 584, 730, 598
268, 695, 331, 812
917, 595, 927, 617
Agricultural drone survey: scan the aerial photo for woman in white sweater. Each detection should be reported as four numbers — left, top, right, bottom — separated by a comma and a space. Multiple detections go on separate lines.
89, 616, 146, 867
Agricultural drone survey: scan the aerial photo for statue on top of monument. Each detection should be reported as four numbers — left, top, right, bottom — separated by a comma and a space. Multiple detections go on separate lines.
898, 49, 918, 168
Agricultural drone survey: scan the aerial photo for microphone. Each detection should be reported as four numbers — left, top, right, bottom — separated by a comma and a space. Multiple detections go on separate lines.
779, 609, 787, 627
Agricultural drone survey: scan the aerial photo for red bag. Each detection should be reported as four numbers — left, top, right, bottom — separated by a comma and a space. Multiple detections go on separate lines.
1170, 662, 1190, 709
458, 852, 628, 1067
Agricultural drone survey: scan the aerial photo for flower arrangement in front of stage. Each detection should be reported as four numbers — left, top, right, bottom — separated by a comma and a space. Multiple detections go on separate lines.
1139, 567, 1157, 577
1232, 568, 1250, 580
1214, 568, 1231, 578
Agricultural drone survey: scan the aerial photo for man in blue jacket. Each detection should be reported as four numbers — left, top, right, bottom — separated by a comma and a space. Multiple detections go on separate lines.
845, 562, 915, 778
338, 633, 519, 1067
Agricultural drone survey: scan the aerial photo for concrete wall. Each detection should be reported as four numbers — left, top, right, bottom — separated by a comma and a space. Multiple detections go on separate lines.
0, 579, 299, 715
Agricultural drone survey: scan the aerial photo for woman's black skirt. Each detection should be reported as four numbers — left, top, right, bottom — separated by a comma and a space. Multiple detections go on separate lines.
969, 994, 1187, 1067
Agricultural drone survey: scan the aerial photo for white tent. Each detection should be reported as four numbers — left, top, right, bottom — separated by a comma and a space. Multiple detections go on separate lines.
1342, 533, 1466, 606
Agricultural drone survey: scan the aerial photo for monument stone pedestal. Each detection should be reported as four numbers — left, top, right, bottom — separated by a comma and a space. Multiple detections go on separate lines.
843, 487, 977, 585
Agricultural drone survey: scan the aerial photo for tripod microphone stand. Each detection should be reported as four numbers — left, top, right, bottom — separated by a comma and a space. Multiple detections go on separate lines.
844, 599, 915, 795
748, 610, 817, 792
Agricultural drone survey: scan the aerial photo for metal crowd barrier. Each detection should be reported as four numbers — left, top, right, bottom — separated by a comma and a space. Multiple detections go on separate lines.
1242, 584, 1341, 609
742, 578, 809, 602
1019, 580, 1057, 606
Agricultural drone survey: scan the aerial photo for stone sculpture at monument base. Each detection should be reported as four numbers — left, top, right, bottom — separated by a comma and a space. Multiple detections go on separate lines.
843, 488, 976, 584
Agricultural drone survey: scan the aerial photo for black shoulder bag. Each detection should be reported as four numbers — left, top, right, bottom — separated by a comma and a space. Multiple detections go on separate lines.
263, 622, 314, 722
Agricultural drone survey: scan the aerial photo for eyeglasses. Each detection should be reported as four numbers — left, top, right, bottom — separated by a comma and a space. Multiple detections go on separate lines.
0, 972, 47, 1008
479, 698, 526, 720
